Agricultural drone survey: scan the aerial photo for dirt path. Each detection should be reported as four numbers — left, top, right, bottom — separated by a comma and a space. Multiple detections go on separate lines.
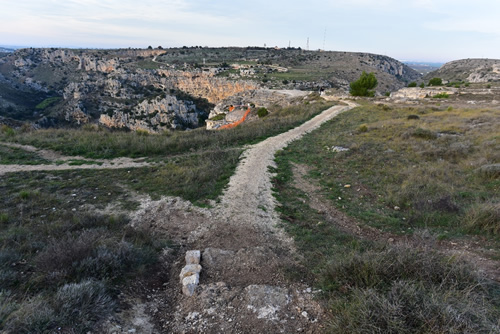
0, 143, 152, 175
2, 102, 356, 333
132, 101, 357, 333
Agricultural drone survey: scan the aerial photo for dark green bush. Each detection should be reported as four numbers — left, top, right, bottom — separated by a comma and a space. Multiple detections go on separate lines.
411, 128, 438, 140
432, 93, 449, 99
257, 107, 269, 118
350, 71, 378, 97
408, 82, 417, 87
428, 77, 443, 86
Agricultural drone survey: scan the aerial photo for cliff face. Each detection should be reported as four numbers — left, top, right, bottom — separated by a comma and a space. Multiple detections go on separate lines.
425, 59, 500, 83
160, 70, 258, 104
1, 48, 256, 131
99, 95, 200, 132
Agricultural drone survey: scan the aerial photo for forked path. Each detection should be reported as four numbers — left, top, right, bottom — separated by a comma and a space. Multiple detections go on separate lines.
160, 102, 356, 333
219, 101, 356, 238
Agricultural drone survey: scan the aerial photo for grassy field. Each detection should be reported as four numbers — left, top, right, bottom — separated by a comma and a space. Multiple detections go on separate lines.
273, 102, 500, 332
0, 144, 50, 165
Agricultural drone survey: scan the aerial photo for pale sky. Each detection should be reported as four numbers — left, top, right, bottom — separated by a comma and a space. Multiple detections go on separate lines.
1, 0, 499, 62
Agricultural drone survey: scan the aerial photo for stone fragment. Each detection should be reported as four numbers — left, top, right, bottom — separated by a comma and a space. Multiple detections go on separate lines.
185, 250, 201, 265
179, 264, 202, 283
182, 275, 200, 297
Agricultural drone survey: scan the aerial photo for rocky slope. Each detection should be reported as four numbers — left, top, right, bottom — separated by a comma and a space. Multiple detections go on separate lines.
425, 58, 500, 83
0, 47, 420, 132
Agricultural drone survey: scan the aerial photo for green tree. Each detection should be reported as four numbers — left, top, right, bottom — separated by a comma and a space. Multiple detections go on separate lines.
350, 71, 378, 97
419, 82, 425, 88
408, 82, 417, 87
428, 77, 443, 86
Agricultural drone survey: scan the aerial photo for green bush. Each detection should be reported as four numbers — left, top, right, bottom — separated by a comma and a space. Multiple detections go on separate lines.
0, 213, 8, 224
419, 82, 425, 88
408, 82, 417, 87
432, 93, 449, 99
209, 113, 226, 121
0, 125, 15, 137
257, 107, 269, 118
428, 77, 443, 86
350, 71, 378, 97
411, 128, 438, 140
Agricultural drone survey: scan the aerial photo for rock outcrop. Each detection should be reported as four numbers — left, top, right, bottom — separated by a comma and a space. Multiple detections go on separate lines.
99, 95, 200, 132
390, 87, 457, 100
425, 58, 500, 83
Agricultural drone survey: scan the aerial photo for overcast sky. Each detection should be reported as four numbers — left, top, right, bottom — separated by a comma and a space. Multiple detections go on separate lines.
1, 0, 499, 62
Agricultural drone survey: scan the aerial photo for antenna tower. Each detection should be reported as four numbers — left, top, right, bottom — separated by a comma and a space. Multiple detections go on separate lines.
323, 28, 327, 50
306, 37, 309, 51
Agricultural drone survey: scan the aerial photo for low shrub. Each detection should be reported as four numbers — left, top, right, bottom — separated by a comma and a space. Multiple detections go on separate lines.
463, 202, 500, 236
322, 247, 478, 292
0, 125, 15, 137
432, 93, 449, 99
407, 114, 420, 120
4, 296, 56, 333
54, 279, 115, 331
257, 107, 269, 118
408, 82, 417, 87
411, 128, 438, 140
209, 113, 226, 121
330, 280, 498, 333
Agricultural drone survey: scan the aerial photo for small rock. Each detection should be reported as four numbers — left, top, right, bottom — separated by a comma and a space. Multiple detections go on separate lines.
179, 264, 202, 283
182, 275, 199, 296
394, 206, 400, 211
344, 184, 351, 188
185, 250, 201, 265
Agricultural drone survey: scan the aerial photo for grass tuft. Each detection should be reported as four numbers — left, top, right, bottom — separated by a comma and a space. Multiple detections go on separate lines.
463, 202, 500, 236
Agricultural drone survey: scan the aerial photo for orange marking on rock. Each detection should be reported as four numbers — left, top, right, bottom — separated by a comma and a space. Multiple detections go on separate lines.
219, 107, 251, 130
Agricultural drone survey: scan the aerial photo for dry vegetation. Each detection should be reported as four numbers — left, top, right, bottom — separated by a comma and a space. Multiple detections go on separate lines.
273, 102, 500, 333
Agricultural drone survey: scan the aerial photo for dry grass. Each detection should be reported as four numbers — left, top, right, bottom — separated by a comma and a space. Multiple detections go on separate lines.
273, 102, 500, 333
0, 100, 334, 159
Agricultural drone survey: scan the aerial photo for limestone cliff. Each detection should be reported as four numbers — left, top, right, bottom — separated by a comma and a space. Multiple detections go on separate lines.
99, 95, 201, 132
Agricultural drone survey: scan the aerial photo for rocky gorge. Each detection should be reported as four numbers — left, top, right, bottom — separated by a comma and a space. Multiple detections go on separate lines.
0, 46, 422, 132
